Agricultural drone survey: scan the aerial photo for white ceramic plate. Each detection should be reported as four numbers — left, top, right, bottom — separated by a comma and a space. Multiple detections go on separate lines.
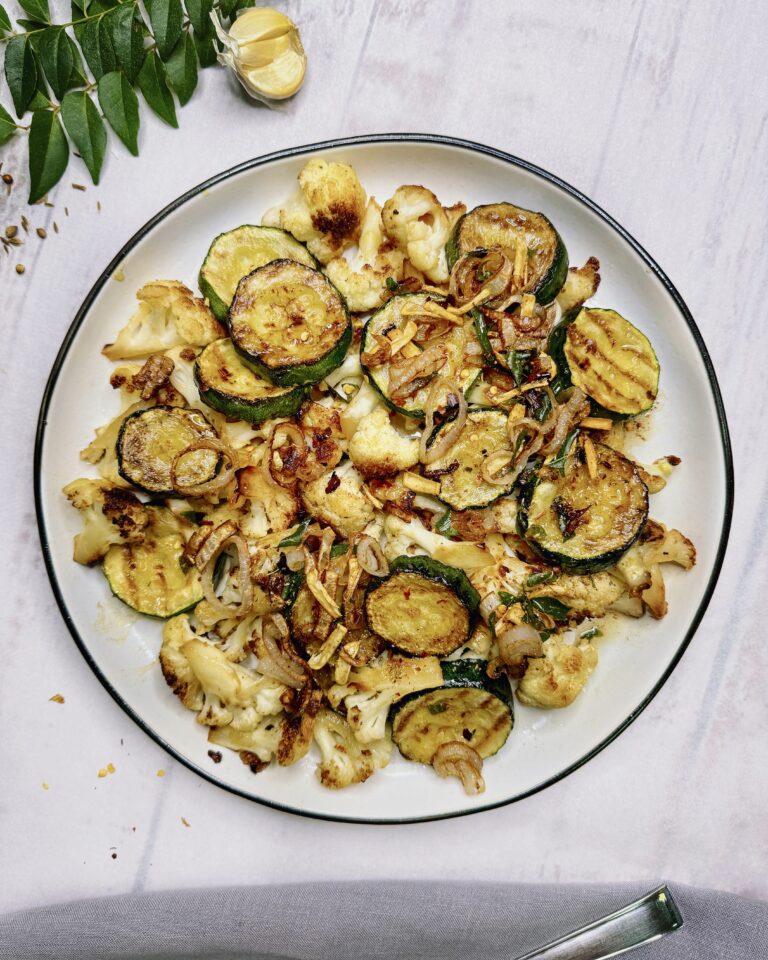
35, 135, 732, 823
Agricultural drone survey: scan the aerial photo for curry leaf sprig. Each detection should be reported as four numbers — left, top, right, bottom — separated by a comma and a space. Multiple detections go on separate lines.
0, 0, 247, 202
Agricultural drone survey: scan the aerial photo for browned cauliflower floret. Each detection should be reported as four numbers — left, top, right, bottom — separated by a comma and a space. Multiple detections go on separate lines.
313, 708, 391, 789
517, 637, 598, 709
63, 478, 149, 565
262, 159, 367, 264
103, 281, 223, 360
348, 406, 419, 478
613, 520, 696, 618
382, 186, 465, 283
300, 461, 375, 538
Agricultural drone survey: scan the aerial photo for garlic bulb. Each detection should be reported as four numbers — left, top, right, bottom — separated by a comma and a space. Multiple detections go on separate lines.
211, 7, 307, 103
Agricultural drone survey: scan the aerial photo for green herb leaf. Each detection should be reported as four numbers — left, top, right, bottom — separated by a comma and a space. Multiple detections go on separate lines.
27, 107, 69, 202
79, 14, 116, 80
330, 542, 349, 559
278, 516, 312, 548
0, 4, 12, 33
147, 0, 183, 61
580, 627, 601, 640
427, 701, 447, 715
39, 27, 74, 100
506, 349, 532, 389
5, 35, 39, 118
137, 50, 178, 126
385, 276, 398, 292
526, 570, 558, 587
525, 523, 546, 540
548, 428, 579, 475
0, 103, 16, 145
111, 4, 147, 83
217, 0, 239, 18
166, 31, 198, 105
488, 610, 497, 639
98, 70, 139, 155
529, 596, 571, 621
527, 387, 552, 424
497, 590, 519, 608
192, 23, 218, 66
18, 0, 50, 24
435, 508, 459, 540
184, 0, 212, 34
60, 90, 106, 184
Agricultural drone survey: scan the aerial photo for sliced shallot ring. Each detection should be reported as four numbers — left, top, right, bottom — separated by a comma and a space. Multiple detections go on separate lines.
432, 741, 485, 795
200, 531, 253, 618
420, 377, 468, 465
356, 535, 389, 577
498, 623, 543, 666
193, 519, 238, 572
169, 438, 236, 497
480, 450, 515, 487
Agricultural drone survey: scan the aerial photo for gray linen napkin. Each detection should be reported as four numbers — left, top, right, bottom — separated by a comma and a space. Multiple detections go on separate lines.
1, 881, 766, 960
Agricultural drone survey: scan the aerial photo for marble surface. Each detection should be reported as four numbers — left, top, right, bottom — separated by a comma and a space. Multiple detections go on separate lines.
0, 0, 764, 916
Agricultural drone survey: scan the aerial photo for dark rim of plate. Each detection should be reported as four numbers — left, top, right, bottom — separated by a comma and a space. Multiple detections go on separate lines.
34, 133, 734, 825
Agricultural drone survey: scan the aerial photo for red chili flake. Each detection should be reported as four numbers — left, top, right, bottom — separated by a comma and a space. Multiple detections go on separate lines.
325, 472, 341, 494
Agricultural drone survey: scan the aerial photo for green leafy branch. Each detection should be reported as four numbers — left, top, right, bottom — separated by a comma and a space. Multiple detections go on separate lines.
0, 0, 248, 202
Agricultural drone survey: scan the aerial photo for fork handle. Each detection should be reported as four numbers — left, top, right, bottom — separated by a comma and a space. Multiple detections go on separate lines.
512, 885, 683, 960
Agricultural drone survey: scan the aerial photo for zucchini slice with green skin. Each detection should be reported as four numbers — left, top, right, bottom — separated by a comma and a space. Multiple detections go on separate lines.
365, 555, 480, 656
229, 259, 351, 387
424, 409, 513, 510
391, 659, 513, 763
199, 225, 317, 322
117, 406, 220, 496
360, 293, 466, 418
195, 338, 306, 424
446, 202, 568, 303
518, 442, 649, 572
563, 307, 659, 418
103, 527, 202, 619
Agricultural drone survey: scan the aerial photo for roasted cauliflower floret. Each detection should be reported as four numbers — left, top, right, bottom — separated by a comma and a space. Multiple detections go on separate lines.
517, 637, 598, 709
382, 186, 465, 283
556, 257, 601, 315
348, 406, 419, 478
313, 708, 389, 789
208, 716, 283, 768
324, 198, 405, 311
300, 460, 375, 538
161, 621, 286, 730
64, 478, 149, 565
613, 520, 696, 618
262, 158, 366, 264
103, 281, 223, 360
382, 514, 490, 571
238, 464, 302, 536
329, 652, 443, 744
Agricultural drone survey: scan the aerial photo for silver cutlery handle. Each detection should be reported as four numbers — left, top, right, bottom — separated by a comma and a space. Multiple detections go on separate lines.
513, 885, 683, 960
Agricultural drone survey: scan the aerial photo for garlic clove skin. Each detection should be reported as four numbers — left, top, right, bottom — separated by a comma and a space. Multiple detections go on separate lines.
211, 7, 307, 104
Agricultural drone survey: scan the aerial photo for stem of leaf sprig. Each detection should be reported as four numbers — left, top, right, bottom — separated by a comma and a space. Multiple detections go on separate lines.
0, 0, 246, 202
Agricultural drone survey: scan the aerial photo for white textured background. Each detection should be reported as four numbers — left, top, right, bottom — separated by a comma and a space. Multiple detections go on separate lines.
1, 0, 765, 914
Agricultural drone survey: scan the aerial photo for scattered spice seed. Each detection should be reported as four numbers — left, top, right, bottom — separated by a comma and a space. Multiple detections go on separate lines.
21, 215, 29, 232
15, 264, 25, 275
7, 236, 22, 246
181, 817, 190, 828
49, 693, 65, 704
65, 207, 69, 216
72, 183, 86, 191
2, 173, 12, 185
44, 201, 54, 207
98, 768, 108, 778
53, 222, 59, 234
111, 852, 117, 860
5, 225, 17, 238
37, 227, 47, 239
97, 201, 101, 212
107, 763, 116, 774
207, 750, 223, 764
156, 769, 166, 777
42, 783, 50, 790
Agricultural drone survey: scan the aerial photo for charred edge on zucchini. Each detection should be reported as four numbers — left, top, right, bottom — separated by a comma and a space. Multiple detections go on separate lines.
195, 338, 307, 424
391, 659, 513, 763
548, 307, 660, 418
364, 555, 480, 657
446, 202, 568, 304
199, 225, 317, 322
229, 259, 351, 387
517, 441, 649, 572
116, 406, 220, 496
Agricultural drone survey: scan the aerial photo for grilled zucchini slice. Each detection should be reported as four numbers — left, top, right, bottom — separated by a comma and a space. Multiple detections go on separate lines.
229, 259, 351, 387
199, 225, 317, 321
518, 441, 649, 572
360, 293, 466, 418
424, 409, 511, 510
446, 202, 568, 303
116, 406, 220, 496
195, 338, 306, 424
549, 308, 659, 418
391, 659, 513, 763
103, 512, 202, 618
365, 555, 480, 656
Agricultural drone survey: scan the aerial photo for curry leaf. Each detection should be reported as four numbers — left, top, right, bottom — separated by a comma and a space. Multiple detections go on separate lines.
18, 0, 50, 23
184, 0, 212, 35
28, 108, 69, 202
137, 50, 178, 126
0, 103, 16, 145
548, 428, 579, 475
60, 90, 107, 184
5, 35, 39, 117
0, 4, 12, 33
166, 31, 198, 105
525, 570, 558, 587
147, 0, 183, 61
529, 596, 571, 621
98, 70, 139, 155
39, 27, 74, 100
278, 517, 312, 548
79, 14, 116, 80
111, 4, 147, 83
